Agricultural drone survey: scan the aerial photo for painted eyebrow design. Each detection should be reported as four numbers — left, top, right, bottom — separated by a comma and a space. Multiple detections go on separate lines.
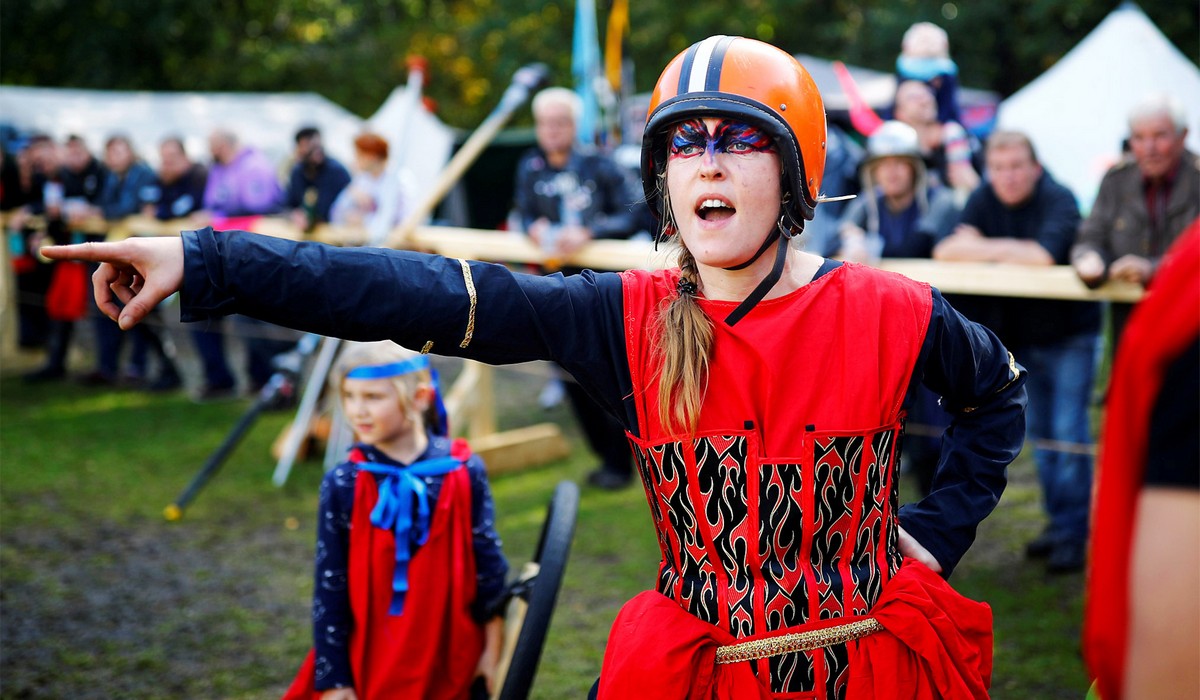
668, 120, 775, 157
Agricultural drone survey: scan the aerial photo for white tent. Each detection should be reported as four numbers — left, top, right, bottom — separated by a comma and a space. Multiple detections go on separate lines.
996, 3, 1200, 212
366, 86, 456, 222
0, 82, 454, 210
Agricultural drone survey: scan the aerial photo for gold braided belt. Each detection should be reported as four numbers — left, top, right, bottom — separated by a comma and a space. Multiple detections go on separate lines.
714, 617, 884, 664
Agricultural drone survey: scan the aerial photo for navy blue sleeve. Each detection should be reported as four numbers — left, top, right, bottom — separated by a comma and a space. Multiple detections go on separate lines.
1144, 337, 1200, 489
898, 289, 1027, 576
466, 455, 509, 620
180, 228, 638, 432
312, 463, 356, 690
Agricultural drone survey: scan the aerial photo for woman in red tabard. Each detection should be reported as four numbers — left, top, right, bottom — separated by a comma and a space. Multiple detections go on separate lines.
46, 36, 1024, 700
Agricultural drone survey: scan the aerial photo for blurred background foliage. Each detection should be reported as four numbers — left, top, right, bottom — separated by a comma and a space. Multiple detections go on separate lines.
2, 0, 1196, 129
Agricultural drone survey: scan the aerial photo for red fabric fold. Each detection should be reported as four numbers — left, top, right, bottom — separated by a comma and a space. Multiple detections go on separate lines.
597, 590, 771, 700
600, 562, 990, 700
847, 561, 992, 700
1083, 223, 1200, 700
283, 463, 482, 700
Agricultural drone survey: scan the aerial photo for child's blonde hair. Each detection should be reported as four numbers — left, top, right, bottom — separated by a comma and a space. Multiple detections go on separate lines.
332, 341, 439, 431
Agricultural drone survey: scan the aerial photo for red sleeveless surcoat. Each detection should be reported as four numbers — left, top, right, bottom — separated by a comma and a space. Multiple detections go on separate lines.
618, 263, 933, 698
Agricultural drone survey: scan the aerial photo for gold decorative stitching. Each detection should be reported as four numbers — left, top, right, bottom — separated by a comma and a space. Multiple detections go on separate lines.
458, 259, 477, 349
961, 351, 1022, 414
714, 618, 883, 664
420, 340, 434, 354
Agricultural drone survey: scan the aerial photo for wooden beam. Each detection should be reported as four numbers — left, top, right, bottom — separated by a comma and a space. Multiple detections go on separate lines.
2, 211, 1145, 303
877, 259, 1145, 304
467, 423, 572, 476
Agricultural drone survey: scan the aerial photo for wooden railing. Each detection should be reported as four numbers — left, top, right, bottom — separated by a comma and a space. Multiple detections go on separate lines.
3, 213, 1142, 471
27, 212, 1142, 301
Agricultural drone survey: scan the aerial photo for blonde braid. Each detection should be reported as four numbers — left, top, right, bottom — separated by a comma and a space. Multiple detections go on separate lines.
654, 186, 714, 432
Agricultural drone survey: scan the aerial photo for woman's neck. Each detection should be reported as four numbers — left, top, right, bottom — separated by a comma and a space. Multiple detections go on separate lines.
696, 246, 823, 303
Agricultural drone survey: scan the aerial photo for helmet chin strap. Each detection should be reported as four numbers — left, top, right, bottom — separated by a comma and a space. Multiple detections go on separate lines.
723, 219, 798, 326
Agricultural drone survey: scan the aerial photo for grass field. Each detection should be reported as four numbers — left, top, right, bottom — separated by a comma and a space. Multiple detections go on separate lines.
0, 353, 1090, 699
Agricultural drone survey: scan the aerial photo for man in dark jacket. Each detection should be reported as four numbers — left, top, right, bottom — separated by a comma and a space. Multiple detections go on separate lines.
934, 130, 1099, 574
284, 126, 351, 232
146, 136, 207, 221
513, 87, 644, 489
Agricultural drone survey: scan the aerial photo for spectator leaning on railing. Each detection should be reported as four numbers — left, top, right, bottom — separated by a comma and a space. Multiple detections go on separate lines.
329, 132, 412, 245
284, 126, 351, 233
1071, 93, 1200, 344
837, 120, 961, 497
190, 127, 294, 402
144, 136, 208, 222
17, 134, 104, 380
196, 128, 282, 222
934, 129, 1099, 574
74, 135, 180, 389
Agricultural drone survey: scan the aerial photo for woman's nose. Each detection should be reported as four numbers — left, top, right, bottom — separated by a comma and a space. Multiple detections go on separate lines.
698, 148, 725, 178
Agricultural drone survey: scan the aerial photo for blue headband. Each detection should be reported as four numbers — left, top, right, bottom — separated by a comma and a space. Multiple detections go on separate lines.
345, 356, 431, 380
344, 355, 449, 435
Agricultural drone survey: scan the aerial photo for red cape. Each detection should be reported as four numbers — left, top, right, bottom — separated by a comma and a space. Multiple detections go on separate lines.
284, 452, 484, 700
1083, 223, 1200, 700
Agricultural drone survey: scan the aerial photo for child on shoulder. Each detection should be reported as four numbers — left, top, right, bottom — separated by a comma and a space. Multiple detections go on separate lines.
283, 341, 508, 700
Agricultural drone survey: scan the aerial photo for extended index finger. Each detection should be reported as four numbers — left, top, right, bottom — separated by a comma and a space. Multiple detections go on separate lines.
40, 241, 131, 265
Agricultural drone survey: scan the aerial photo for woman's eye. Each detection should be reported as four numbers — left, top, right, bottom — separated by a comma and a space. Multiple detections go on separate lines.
726, 140, 753, 153
670, 139, 703, 157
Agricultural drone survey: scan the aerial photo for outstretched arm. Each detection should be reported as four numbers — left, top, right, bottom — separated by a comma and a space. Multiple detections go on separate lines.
46, 228, 639, 431
42, 236, 184, 330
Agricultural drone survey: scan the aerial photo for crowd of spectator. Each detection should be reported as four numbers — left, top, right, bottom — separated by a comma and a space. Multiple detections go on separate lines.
2, 124, 411, 400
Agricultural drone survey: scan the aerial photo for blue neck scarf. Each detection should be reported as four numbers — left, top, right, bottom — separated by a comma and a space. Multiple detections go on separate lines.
359, 454, 464, 615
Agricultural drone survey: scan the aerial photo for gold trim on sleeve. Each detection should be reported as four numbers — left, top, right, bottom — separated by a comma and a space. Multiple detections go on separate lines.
420, 341, 434, 354
961, 351, 1023, 414
458, 259, 477, 349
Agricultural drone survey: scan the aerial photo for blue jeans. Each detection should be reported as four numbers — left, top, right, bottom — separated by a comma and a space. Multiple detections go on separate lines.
1017, 332, 1098, 545
191, 323, 236, 390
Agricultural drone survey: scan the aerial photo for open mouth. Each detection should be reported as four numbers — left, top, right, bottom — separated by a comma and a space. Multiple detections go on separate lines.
696, 198, 735, 222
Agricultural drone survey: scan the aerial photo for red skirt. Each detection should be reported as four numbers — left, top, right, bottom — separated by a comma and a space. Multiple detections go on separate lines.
598, 560, 991, 700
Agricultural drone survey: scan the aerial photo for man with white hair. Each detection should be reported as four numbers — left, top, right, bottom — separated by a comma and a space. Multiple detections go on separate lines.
1072, 94, 1200, 341
513, 87, 642, 490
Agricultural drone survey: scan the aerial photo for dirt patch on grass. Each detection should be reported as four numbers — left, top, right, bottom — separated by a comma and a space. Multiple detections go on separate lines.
2, 507, 311, 699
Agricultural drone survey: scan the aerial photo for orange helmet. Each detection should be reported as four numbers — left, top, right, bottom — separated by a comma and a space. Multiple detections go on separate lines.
641, 36, 828, 230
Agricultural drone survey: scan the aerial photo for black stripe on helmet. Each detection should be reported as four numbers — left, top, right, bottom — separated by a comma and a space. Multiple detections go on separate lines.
676, 41, 702, 94
704, 35, 737, 91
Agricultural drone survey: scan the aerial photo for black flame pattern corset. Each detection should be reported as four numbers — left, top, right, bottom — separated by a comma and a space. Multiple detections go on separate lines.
630, 425, 903, 698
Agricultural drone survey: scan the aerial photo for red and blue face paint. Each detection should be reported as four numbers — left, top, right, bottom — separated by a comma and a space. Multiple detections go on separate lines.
668, 119, 777, 161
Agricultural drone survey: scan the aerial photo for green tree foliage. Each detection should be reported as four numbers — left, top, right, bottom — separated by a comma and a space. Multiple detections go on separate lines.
1, 0, 1195, 128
